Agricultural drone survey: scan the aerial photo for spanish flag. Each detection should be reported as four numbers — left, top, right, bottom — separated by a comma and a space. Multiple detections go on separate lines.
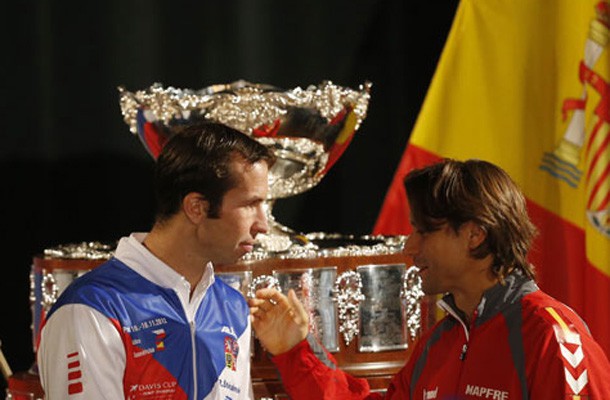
374, 0, 610, 356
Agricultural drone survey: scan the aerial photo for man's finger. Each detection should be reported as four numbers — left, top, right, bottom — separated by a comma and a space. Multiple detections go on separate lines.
249, 297, 276, 313
287, 289, 309, 324
256, 288, 290, 307
248, 297, 265, 307
254, 288, 278, 300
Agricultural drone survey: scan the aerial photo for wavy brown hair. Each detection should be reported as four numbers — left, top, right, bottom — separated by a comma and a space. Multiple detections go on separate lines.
404, 159, 538, 281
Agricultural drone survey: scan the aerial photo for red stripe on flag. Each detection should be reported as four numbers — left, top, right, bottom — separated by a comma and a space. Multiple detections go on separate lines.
527, 200, 586, 310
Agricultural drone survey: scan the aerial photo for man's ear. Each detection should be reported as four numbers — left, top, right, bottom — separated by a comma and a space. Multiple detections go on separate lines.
182, 192, 208, 223
466, 222, 487, 249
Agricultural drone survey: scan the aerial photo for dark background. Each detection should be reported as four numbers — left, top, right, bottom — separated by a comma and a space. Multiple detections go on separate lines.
0, 0, 459, 391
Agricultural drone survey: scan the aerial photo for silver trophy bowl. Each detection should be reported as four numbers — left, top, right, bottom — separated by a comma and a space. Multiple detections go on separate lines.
119, 80, 372, 257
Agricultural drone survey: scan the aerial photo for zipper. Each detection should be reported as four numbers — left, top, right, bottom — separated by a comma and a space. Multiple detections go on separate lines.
438, 299, 476, 396
190, 320, 197, 400
459, 343, 468, 360
455, 318, 472, 397
438, 299, 471, 353
462, 310, 477, 361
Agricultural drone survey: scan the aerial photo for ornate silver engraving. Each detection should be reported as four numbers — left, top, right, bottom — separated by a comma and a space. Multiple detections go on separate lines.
332, 271, 365, 346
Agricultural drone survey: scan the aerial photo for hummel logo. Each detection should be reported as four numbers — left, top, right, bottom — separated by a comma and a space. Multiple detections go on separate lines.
423, 386, 438, 399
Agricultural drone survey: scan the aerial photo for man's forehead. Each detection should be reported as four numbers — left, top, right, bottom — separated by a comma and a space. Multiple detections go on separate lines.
226, 159, 268, 191
229, 154, 268, 173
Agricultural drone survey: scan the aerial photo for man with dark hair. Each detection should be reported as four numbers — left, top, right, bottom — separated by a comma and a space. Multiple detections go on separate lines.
38, 122, 275, 399
250, 158, 610, 399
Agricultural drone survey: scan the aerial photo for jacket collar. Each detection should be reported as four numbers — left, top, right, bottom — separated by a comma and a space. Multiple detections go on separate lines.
438, 271, 539, 327
114, 233, 215, 320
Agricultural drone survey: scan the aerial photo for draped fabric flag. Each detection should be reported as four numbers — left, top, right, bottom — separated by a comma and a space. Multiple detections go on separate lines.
374, 0, 610, 356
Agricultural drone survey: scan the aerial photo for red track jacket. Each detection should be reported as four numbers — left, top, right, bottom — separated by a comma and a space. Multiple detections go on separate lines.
272, 273, 610, 399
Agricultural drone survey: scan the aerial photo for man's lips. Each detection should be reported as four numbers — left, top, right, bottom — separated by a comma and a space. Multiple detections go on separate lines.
240, 242, 255, 252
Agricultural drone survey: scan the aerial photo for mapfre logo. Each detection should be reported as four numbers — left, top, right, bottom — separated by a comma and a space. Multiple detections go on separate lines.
464, 385, 509, 399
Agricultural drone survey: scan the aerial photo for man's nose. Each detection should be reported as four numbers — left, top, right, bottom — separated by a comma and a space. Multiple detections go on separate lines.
253, 204, 269, 236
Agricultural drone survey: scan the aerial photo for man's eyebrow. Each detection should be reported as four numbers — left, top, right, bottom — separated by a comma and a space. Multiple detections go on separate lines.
245, 195, 265, 204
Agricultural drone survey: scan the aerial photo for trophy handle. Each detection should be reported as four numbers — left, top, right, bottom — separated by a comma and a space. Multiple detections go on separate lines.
263, 200, 295, 235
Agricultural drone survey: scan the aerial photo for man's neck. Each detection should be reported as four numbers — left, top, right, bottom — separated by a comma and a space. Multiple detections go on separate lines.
452, 267, 499, 322
143, 223, 207, 295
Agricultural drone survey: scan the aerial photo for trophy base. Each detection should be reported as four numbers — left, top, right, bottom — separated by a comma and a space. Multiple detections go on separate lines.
245, 232, 405, 261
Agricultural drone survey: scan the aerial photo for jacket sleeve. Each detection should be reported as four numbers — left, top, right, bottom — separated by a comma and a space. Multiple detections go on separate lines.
527, 305, 610, 399
37, 304, 126, 400
271, 334, 409, 400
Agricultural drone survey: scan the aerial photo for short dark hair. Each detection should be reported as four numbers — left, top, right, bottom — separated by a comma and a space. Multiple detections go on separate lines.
404, 159, 538, 281
154, 122, 275, 221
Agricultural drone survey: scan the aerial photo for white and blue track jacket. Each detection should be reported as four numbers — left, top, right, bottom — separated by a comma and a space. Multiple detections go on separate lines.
38, 233, 253, 400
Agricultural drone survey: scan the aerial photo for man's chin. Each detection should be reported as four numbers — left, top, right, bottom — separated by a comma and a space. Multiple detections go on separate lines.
213, 255, 241, 267
212, 246, 254, 266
